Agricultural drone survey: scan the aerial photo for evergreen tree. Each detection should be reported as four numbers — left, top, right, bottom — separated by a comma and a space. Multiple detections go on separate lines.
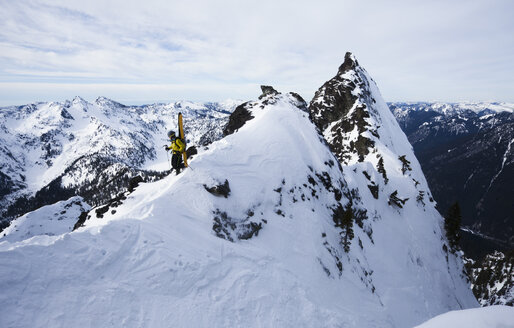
445, 202, 462, 250
333, 204, 354, 252
416, 190, 425, 206
376, 157, 388, 184
398, 155, 412, 175
388, 190, 408, 208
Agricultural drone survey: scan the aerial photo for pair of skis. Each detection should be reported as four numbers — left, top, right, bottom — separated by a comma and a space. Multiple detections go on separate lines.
178, 113, 188, 168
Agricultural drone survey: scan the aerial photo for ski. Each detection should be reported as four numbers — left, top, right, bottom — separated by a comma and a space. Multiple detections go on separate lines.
178, 112, 188, 167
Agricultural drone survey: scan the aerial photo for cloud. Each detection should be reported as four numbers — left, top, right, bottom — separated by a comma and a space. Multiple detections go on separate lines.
0, 81, 259, 105
0, 0, 513, 104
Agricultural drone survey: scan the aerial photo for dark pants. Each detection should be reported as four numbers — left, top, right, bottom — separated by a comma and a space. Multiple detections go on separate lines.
171, 152, 182, 173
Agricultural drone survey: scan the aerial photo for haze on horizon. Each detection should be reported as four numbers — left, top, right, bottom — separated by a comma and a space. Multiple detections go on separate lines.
0, 0, 513, 106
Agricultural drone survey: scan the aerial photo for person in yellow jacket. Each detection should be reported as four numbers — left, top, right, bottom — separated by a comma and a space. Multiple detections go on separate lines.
165, 130, 185, 174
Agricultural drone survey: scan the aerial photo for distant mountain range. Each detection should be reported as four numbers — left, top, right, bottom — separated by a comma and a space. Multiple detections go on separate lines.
0, 98, 236, 230
389, 102, 514, 260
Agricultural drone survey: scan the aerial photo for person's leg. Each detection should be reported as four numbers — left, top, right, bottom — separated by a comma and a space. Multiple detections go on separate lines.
172, 153, 181, 174
171, 153, 179, 171
176, 155, 182, 174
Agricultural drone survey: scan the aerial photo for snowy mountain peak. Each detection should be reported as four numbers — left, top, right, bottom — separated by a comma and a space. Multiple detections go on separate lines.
95, 96, 126, 108
308, 54, 478, 323
224, 87, 307, 136
72, 95, 87, 103
0, 73, 478, 326
389, 102, 514, 119
309, 53, 438, 217
310, 52, 410, 167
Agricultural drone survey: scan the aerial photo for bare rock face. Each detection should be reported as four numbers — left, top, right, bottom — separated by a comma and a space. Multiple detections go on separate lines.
222, 102, 254, 136
259, 85, 279, 99
309, 52, 380, 164
288, 92, 308, 112
465, 251, 514, 306
224, 85, 307, 137
204, 179, 231, 198
309, 52, 360, 131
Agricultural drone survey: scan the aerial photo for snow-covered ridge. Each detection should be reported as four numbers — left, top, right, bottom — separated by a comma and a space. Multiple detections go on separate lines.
0, 91, 368, 327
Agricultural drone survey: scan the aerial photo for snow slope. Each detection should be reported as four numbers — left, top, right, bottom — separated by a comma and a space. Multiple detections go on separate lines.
414, 305, 514, 328
0, 88, 476, 327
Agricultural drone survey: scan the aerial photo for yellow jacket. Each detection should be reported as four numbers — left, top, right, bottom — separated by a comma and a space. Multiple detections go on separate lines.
169, 138, 185, 154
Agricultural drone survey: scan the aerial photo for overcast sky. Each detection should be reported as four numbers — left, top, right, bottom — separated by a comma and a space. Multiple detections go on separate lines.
0, 0, 513, 105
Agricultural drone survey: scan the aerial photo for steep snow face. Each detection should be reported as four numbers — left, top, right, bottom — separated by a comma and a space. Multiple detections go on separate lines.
0, 98, 234, 222
1, 90, 476, 327
309, 53, 478, 324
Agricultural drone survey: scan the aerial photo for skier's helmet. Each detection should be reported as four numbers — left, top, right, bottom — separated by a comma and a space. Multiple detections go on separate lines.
167, 130, 176, 139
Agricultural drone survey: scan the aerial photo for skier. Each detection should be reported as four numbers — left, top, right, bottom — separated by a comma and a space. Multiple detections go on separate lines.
164, 130, 185, 175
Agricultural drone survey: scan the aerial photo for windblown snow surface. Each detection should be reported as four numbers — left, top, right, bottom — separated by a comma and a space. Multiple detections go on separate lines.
0, 92, 477, 327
